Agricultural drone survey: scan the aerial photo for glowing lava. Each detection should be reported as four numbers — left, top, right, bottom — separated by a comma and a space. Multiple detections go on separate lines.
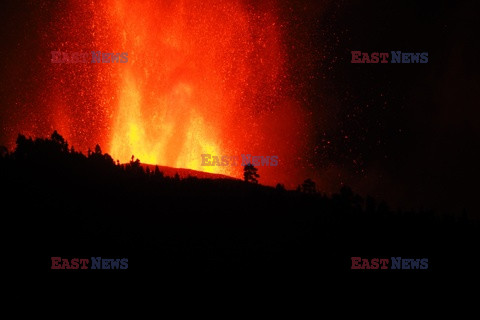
5, 0, 313, 188
107, 0, 290, 179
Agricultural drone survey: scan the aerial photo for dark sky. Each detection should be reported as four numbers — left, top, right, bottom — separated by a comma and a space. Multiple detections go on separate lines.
280, 0, 479, 215
1, 0, 479, 216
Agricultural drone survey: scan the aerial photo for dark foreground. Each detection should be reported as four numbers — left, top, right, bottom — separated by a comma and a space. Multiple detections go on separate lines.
2, 133, 479, 286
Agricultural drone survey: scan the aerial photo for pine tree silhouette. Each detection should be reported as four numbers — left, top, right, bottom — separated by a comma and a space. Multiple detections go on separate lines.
243, 163, 259, 184
301, 178, 316, 194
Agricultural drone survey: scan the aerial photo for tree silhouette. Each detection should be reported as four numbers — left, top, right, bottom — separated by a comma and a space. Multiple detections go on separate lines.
128, 155, 143, 175
243, 163, 259, 184
51, 130, 68, 153
301, 178, 316, 194
154, 165, 164, 179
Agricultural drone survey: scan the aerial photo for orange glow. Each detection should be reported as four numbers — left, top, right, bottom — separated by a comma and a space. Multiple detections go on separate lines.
106, 0, 293, 179
9, 0, 312, 188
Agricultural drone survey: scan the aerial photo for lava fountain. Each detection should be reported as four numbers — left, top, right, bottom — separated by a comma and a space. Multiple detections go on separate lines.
108, 0, 295, 177
7, 0, 313, 188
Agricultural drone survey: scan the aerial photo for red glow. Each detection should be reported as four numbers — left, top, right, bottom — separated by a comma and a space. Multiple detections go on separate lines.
9, 0, 313, 188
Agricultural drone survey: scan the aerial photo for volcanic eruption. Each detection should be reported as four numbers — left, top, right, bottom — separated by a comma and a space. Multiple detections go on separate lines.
2, 0, 314, 188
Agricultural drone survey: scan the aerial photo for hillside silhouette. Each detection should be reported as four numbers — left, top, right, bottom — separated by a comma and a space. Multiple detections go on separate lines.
1, 131, 479, 279
140, 163, 238, 181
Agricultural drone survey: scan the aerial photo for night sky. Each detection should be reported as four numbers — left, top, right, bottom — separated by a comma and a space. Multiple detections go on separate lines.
309, 0, 480, 215
0, 0, 478, 215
